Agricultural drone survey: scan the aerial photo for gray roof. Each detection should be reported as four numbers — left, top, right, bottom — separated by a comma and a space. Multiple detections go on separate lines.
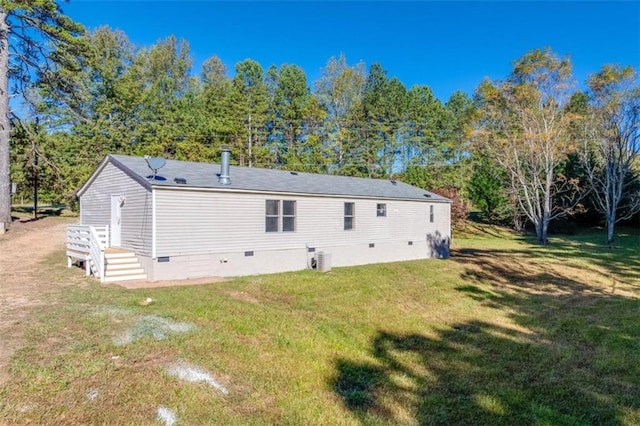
107, 154, 450, 203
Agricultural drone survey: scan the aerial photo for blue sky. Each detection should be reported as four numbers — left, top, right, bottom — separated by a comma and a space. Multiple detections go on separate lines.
62, 1, 639, 101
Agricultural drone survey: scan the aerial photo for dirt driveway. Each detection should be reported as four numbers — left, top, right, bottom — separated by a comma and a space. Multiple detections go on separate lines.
0, 217, 76, 384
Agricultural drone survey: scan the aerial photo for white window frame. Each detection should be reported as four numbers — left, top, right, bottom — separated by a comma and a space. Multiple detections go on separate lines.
266, 200, 296, 233
266, 200, 280, 232
282, 200, 296, 233
344, 202, 355, 230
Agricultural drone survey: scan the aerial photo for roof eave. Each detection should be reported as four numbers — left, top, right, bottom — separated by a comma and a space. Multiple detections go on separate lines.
108, 155, 154, 191
152, 184, 452, 202
77, 155, 153, 197
76, 156, 110, 197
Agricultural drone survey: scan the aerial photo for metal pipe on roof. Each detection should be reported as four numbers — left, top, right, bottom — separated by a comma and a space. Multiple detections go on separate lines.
219, 146, 231, 185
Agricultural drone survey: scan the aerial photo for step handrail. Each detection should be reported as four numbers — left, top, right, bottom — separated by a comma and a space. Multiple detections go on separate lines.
89, 225, 109, 282
67, 224, 109, 281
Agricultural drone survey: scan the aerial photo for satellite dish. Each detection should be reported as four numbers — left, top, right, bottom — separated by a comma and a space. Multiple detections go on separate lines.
144, 155, 167, 180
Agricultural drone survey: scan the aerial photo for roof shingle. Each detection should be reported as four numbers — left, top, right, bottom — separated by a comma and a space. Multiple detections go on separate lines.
108, 154, 450, 203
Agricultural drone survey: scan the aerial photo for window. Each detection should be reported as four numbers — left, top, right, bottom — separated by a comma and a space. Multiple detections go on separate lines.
344, 202, 355, 230
266, 200, 280, 232
429, 205, 434, 223
266, 200, 296, 233
376, 203, 387, 217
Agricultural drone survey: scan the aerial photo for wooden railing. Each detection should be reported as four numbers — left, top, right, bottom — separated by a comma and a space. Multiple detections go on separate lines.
67, 225, 110, 282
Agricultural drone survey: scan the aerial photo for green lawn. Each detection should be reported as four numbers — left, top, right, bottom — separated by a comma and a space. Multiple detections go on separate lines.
1, 225, 639, 425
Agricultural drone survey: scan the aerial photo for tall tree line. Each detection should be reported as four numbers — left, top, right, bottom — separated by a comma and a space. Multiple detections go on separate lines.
473, 49, 639, 243
15, 28, 474, 200
1, 0, 84, 231
3, 21, 638, 243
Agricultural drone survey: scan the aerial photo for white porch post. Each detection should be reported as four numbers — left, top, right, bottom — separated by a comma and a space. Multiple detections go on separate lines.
152, 189, 157, 259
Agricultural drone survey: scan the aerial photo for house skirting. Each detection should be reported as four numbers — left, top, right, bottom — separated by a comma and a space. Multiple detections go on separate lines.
138, 239, 447, 281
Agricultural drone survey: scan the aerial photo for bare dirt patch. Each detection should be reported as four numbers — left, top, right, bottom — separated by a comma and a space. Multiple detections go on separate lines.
0, 217, 78, 384
227, 290, 261, 304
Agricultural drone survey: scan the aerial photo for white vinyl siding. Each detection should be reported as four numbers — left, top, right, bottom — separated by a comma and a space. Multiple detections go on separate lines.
426, 202, 449, 236
80, 162, 152, 255
154, 189, 450, 257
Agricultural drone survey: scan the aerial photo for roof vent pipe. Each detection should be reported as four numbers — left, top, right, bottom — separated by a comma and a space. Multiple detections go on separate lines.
219, 146, 231, 185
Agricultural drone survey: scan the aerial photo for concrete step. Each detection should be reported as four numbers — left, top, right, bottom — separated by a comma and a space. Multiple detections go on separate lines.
107, 262, 143, 271
103, 273, 148, 283
105, 252, 136, 260
101, 249, 147, 282
106, 256, 139, 265
105, 268, 146, 277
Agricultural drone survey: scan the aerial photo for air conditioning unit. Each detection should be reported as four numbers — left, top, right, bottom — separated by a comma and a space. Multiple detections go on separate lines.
317, 251, 332, 272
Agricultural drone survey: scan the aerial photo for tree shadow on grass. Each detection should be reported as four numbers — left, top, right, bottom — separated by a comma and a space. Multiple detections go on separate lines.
332, 245, 640, 424
533, 232, 639, 286
11, 205, 66, 222
333, 316, 638, 424
455, 234, 640, 292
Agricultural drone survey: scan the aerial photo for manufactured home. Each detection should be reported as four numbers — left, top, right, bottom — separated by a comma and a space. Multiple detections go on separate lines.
67, 149, 451, 282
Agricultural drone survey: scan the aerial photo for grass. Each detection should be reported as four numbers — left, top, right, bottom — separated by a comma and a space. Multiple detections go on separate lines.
10, 204, 75, 218
1, 224, 639, 424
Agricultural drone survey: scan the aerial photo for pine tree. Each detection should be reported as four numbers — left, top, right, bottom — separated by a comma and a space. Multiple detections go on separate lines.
0, 1, 84, 231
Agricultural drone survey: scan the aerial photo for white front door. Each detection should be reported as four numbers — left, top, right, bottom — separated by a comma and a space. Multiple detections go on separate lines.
111, 195, 122, 247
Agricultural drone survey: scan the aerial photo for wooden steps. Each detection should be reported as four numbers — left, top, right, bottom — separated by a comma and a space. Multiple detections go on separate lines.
103, 250, 147, 283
